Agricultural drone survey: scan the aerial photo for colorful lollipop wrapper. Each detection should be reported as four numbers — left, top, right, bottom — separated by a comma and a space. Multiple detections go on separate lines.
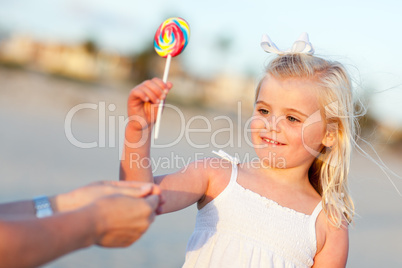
153, 17, 190, 139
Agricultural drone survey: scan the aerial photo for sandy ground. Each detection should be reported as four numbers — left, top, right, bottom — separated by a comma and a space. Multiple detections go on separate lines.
0, 67, 401, 267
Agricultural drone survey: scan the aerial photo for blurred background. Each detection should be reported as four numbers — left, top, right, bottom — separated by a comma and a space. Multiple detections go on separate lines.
0, 0, 401, 267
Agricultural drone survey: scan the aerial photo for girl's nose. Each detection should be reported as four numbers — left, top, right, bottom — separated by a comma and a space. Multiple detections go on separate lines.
266, 115, 283, 132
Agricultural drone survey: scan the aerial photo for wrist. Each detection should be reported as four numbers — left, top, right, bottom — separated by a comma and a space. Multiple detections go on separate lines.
126, 119, 152, 129
49, 195, 59, 213
53, 192, 101, 247
88, 199, 108, 243
50, 192, 75, 213
125, 122, 152, 139
59, 205, 99, 248
81, 204, 101, 247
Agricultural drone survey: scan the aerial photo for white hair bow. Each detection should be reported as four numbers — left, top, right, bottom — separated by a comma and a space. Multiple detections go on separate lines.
261, 32, 315, 55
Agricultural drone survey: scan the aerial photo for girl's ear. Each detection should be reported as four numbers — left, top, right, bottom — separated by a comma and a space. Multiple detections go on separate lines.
322, 130, 336, 148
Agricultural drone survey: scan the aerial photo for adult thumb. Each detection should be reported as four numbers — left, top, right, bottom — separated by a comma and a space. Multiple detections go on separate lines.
145, 195, 160, 211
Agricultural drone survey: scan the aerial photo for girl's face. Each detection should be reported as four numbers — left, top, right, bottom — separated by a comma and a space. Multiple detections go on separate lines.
250, 75, 328, 169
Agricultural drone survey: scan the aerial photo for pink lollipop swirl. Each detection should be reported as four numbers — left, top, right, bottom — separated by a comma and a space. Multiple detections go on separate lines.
154, 17, 190, 58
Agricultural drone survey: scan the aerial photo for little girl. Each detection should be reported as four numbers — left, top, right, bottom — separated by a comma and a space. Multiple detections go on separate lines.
120, 33, 355, 267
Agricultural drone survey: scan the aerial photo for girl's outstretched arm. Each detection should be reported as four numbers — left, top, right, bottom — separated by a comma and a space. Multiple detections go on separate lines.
153, 158, 232, 214
312, 217, 349, 268
154, 159, 214, 214
120, 78, 172, 182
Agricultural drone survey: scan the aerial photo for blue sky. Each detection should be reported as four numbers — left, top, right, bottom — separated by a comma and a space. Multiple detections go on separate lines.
1, 0, 402, 125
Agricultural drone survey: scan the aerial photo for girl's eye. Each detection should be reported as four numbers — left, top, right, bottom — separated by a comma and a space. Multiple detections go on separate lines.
258, 108, 269, 115
287, 116, 300, 123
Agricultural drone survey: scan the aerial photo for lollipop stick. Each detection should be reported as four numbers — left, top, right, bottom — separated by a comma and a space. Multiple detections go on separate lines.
154, 54, 171, 139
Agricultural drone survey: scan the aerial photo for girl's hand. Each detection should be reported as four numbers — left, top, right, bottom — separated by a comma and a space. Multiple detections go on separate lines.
127, 78, 173, 131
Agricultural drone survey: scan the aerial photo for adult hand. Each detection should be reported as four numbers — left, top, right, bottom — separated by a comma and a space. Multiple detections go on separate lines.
52, 181, 163, 214
54, 181, 163, 248
0, 181, 162, 268
91, 194, 160, 247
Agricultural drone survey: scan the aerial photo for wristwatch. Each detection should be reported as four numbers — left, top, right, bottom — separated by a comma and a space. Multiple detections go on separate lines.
33, 195, 54, 218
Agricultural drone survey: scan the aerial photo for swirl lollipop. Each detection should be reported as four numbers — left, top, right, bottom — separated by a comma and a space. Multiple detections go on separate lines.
153, 17, 190, 139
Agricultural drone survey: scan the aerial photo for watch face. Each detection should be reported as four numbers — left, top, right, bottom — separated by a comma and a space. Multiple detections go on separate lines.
34, 196, 53, 218
36, 207, 53, 218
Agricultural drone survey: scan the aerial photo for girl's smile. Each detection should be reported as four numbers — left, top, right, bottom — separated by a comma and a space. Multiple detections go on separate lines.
260, 136, 286, 146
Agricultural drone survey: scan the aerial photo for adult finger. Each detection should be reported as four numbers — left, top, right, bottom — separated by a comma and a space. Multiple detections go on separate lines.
107, 180, 153, 188
144, 195, 160, 212
118, 184, 154, 198
104, 181, 155, 197
149, 184, 162, 196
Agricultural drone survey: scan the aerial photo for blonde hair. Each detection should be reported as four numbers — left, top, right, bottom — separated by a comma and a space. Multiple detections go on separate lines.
256, 54, 356, 227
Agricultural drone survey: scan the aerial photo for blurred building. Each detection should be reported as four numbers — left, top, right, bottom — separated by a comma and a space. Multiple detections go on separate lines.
0, 34, 132, 81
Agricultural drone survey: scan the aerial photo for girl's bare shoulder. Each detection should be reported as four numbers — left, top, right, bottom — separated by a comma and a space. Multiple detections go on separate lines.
197, 157, 234, 208
201, 157, 233, 176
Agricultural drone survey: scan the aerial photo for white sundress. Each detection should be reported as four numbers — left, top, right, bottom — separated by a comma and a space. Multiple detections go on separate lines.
183, 150, 322, 268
